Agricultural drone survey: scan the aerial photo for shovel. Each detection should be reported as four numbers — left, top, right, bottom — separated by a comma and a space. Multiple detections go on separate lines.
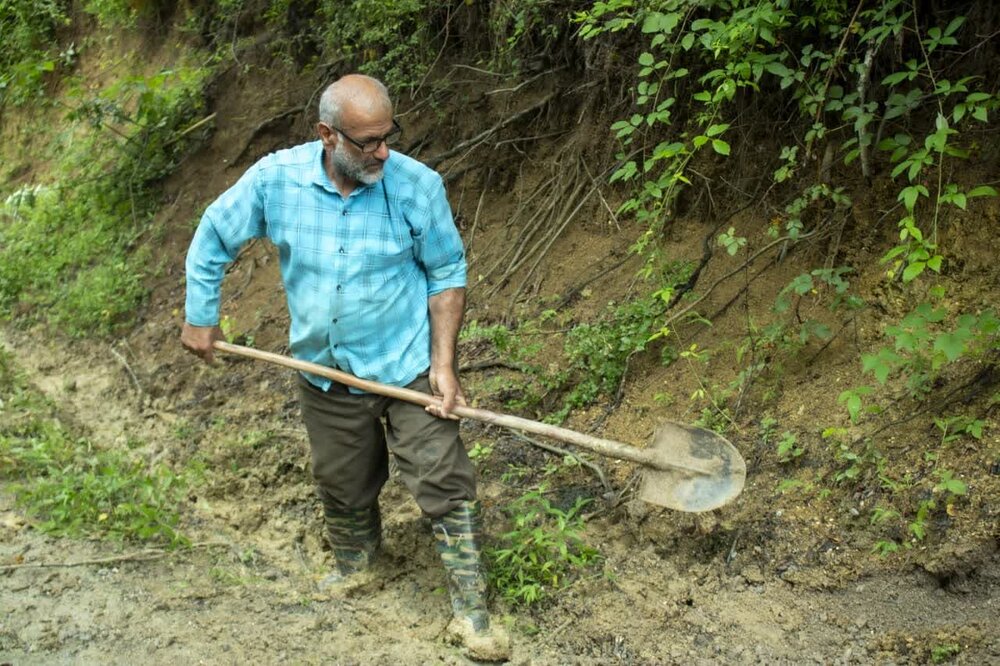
213, 341, 746, 512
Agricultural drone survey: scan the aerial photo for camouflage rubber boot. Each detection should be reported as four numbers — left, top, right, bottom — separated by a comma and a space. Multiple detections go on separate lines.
432, 501, 511, 662
318, 503, 382, 594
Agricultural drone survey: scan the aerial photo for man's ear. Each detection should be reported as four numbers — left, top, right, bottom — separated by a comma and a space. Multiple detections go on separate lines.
317, 122, 337, 147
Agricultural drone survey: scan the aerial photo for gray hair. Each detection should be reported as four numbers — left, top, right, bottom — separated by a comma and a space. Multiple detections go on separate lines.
318, 75, 391, 126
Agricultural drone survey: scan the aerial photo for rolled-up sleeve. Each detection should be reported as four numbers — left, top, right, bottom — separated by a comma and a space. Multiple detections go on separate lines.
185, 162, 267, 326
412, 175, 467, 295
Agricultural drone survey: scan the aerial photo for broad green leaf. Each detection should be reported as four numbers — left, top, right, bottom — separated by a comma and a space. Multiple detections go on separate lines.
902, 261, 926, 282
789, 274, 813, 295
711, 139, 730, 156
942, 478, 967, 495
934, 331, 967, 361
642, 11, 679, 34
882, 71, 908, 86
944, 16, 966, 36
880, 245, 908, 264
765, 62, 794, 78
705, 123, 729, 137
968, 185, 998, 198
862, 349, 901, 384
898, 185, 923, 211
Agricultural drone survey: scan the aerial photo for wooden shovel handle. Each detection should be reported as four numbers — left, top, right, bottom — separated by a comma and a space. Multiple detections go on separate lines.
212, 341, 710, 476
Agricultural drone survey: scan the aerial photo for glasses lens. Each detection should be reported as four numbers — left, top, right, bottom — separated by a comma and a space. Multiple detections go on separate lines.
361, 131, 401, 153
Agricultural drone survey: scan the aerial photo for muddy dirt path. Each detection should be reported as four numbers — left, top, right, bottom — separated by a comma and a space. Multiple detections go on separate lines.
2, 329, 999, 665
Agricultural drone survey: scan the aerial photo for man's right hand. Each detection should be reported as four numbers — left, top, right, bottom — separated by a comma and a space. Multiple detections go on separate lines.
181, 322, 225, 364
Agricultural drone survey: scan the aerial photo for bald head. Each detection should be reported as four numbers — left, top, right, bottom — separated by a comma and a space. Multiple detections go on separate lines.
318, 74, 392, 127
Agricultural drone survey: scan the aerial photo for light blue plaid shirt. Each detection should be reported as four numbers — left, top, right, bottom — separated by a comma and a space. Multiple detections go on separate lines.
185, 141, 467, 391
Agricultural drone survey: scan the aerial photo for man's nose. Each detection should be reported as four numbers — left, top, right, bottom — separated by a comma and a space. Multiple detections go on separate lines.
373, 141, 390, 160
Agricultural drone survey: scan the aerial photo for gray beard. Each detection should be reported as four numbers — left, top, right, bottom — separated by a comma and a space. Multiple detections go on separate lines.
332, 141, 384, 186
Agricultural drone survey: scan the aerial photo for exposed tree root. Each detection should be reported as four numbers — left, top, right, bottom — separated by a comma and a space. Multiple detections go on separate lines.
232, 107, 302, 164
424, 93, 556, 169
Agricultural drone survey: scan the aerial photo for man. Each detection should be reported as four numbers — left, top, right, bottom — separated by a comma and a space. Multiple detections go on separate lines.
181, 74, 509, 661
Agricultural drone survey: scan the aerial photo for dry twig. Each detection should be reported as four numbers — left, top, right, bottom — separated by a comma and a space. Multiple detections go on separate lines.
1, 541, 230, 572
110, 344, 144, 397
509, 431, 611, 492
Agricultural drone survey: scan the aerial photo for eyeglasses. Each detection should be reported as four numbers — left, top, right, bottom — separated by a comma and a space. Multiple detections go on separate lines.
327, 119, 402, 154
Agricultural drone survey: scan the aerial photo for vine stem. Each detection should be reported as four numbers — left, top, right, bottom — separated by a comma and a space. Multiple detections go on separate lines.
806, 0, 866, 161
912, 7, 946, 246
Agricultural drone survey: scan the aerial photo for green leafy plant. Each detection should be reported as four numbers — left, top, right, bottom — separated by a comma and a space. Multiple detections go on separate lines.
0, 351, 191, 546
930, 643, 961, 664
490, 0, 564, 72
574, 0, 998, 461
933, 468, 967, 501
717, 226, 746, 255
837, 386, 877, 425
316, 0, 438, 93
539, 285, 685, 422
762, 417, 804, 462
823, 428, 882, 485
861, 304, 999, 397
776, 431, 803, 463
468, 440, 495, 462
908, 498, 934, 541
1, 67, 210, 336
487, 486, 600, 606
933, 415, 985, 446
0, 0, 69, 106
81, 0, 137, 26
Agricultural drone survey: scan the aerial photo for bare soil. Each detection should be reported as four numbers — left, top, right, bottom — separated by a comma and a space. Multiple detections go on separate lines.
2, 328, 998, 665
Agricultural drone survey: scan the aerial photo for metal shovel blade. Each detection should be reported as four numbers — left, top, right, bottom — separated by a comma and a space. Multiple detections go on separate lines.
639, 422, 746, 512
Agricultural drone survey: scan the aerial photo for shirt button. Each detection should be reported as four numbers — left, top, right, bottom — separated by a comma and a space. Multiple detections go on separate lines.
339, 247, 345, 254
332, 318, 338, 324
333, 344, 339, 349
341, 210, 348, 216
336, 284, 342, 292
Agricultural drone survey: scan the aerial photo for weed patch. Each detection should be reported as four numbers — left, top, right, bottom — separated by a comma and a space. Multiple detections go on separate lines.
0, 349, 191, 546
487, 486, 600, 606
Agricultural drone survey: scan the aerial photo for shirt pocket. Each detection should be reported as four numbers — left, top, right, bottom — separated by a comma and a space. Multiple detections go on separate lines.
361, 248, 418, 299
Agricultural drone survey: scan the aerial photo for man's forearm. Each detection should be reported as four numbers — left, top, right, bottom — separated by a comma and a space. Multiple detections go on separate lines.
428, 287, 466, 369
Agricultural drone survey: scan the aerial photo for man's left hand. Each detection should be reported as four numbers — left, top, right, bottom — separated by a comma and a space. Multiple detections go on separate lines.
427, 365, 466, 420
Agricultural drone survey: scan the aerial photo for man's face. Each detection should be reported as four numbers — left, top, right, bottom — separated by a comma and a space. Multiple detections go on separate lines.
321, 105, 394, 187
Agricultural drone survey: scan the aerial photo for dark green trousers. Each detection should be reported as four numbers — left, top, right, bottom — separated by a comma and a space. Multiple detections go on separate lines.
297, 373, 477, 518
